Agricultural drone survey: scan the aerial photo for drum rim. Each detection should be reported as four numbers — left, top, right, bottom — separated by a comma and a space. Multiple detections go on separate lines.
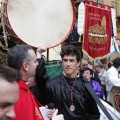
5, 0, 76, 48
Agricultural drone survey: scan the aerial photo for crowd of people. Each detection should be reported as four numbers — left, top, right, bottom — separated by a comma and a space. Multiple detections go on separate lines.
0, 44, 120, 120
0, 44, 64, 120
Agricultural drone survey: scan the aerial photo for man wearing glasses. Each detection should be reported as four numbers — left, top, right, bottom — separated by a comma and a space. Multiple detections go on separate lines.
80, 58, 101, 85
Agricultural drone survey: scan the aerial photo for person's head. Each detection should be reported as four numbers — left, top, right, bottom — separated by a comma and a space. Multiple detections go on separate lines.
80, 58, 89, 70
88, 60, 93, 69
0, 65, 21, 120
60, 45, 80, 78
94, 60, 103, 73
113, 58, 120, 71
100, 58, 108, 69
7, 44, 38, 80
109, 57, 113, 62
82, 68, 93, 81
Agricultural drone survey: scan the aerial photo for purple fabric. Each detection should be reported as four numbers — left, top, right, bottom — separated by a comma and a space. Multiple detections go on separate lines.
90, 80, 103, 98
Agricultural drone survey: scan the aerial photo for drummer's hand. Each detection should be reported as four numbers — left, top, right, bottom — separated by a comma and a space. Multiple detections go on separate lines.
37, 46, 48, 54
52, 109, 64, 120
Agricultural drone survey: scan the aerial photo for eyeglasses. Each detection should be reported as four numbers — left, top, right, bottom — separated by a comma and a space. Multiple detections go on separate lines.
82, 64, 88, 66
83, 72, 90, 74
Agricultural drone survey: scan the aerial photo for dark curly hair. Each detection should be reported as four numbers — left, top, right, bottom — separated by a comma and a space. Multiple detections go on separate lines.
60, 45, 80, 62
82, 68, 93, 80
113, 57, 120, 69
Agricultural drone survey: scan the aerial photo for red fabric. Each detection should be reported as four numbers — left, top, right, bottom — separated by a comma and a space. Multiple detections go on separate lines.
11, 80, 44, 120
83, 1, 112, 59
118, 99, 120, 105
116, 38, 120, 48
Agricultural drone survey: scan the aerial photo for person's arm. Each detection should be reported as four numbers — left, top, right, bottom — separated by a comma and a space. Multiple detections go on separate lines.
95, 82, 103, 98
36, 45, 47, 59
35, 46, 50, 103
35, 58, 49, 92
43, 83, 54, 106
36, 46, 49, 86
107, 70, 120, 87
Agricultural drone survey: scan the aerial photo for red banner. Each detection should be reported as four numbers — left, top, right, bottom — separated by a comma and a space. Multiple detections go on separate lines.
83, 1, 112, 59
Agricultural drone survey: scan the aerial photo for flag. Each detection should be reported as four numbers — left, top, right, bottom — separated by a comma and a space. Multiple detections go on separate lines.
83, 1, 112, 60
77, 2, 85, 35
110, 37, 120, 57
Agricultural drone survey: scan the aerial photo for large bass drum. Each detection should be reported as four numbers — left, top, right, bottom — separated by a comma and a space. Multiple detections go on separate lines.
1, 0, 76, 48
108, 86, 120, 112
98, 99, 120, 120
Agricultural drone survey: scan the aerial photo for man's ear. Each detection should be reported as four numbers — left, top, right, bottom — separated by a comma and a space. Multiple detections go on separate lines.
23, 62, 29, 71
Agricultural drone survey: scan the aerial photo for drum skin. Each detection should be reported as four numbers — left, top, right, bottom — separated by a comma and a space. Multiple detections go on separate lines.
108, 86, 120, 112
4, 0, 76, 48
98, 99, 120, 120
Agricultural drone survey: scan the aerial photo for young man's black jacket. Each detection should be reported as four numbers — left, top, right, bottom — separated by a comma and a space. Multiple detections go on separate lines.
44, 74, 100, 120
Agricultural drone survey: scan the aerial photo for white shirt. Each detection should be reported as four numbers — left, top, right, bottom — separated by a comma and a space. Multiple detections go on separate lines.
106, 66, 120, 91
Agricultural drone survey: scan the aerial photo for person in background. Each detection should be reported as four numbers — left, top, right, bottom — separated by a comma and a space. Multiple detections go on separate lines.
80, 58, 101, 85
107, 57, 113, 69
0, 65, 21, 120
7, 44, 64, 120
83, 68, 103, 98
79, 58, 89, 74
44, 45, 100, 120
109, 57, 113, 62
94, 60, 107, 100
108, 61, 113, 69
88, 60, 94, 69
100, 58, 108, 70
106, 57, 120, 97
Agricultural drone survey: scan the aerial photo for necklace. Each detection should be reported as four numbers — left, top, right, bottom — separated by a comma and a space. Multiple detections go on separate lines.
62, 75, 77, 112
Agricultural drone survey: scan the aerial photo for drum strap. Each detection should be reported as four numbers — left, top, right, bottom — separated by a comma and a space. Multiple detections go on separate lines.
84, 81, 114, 120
